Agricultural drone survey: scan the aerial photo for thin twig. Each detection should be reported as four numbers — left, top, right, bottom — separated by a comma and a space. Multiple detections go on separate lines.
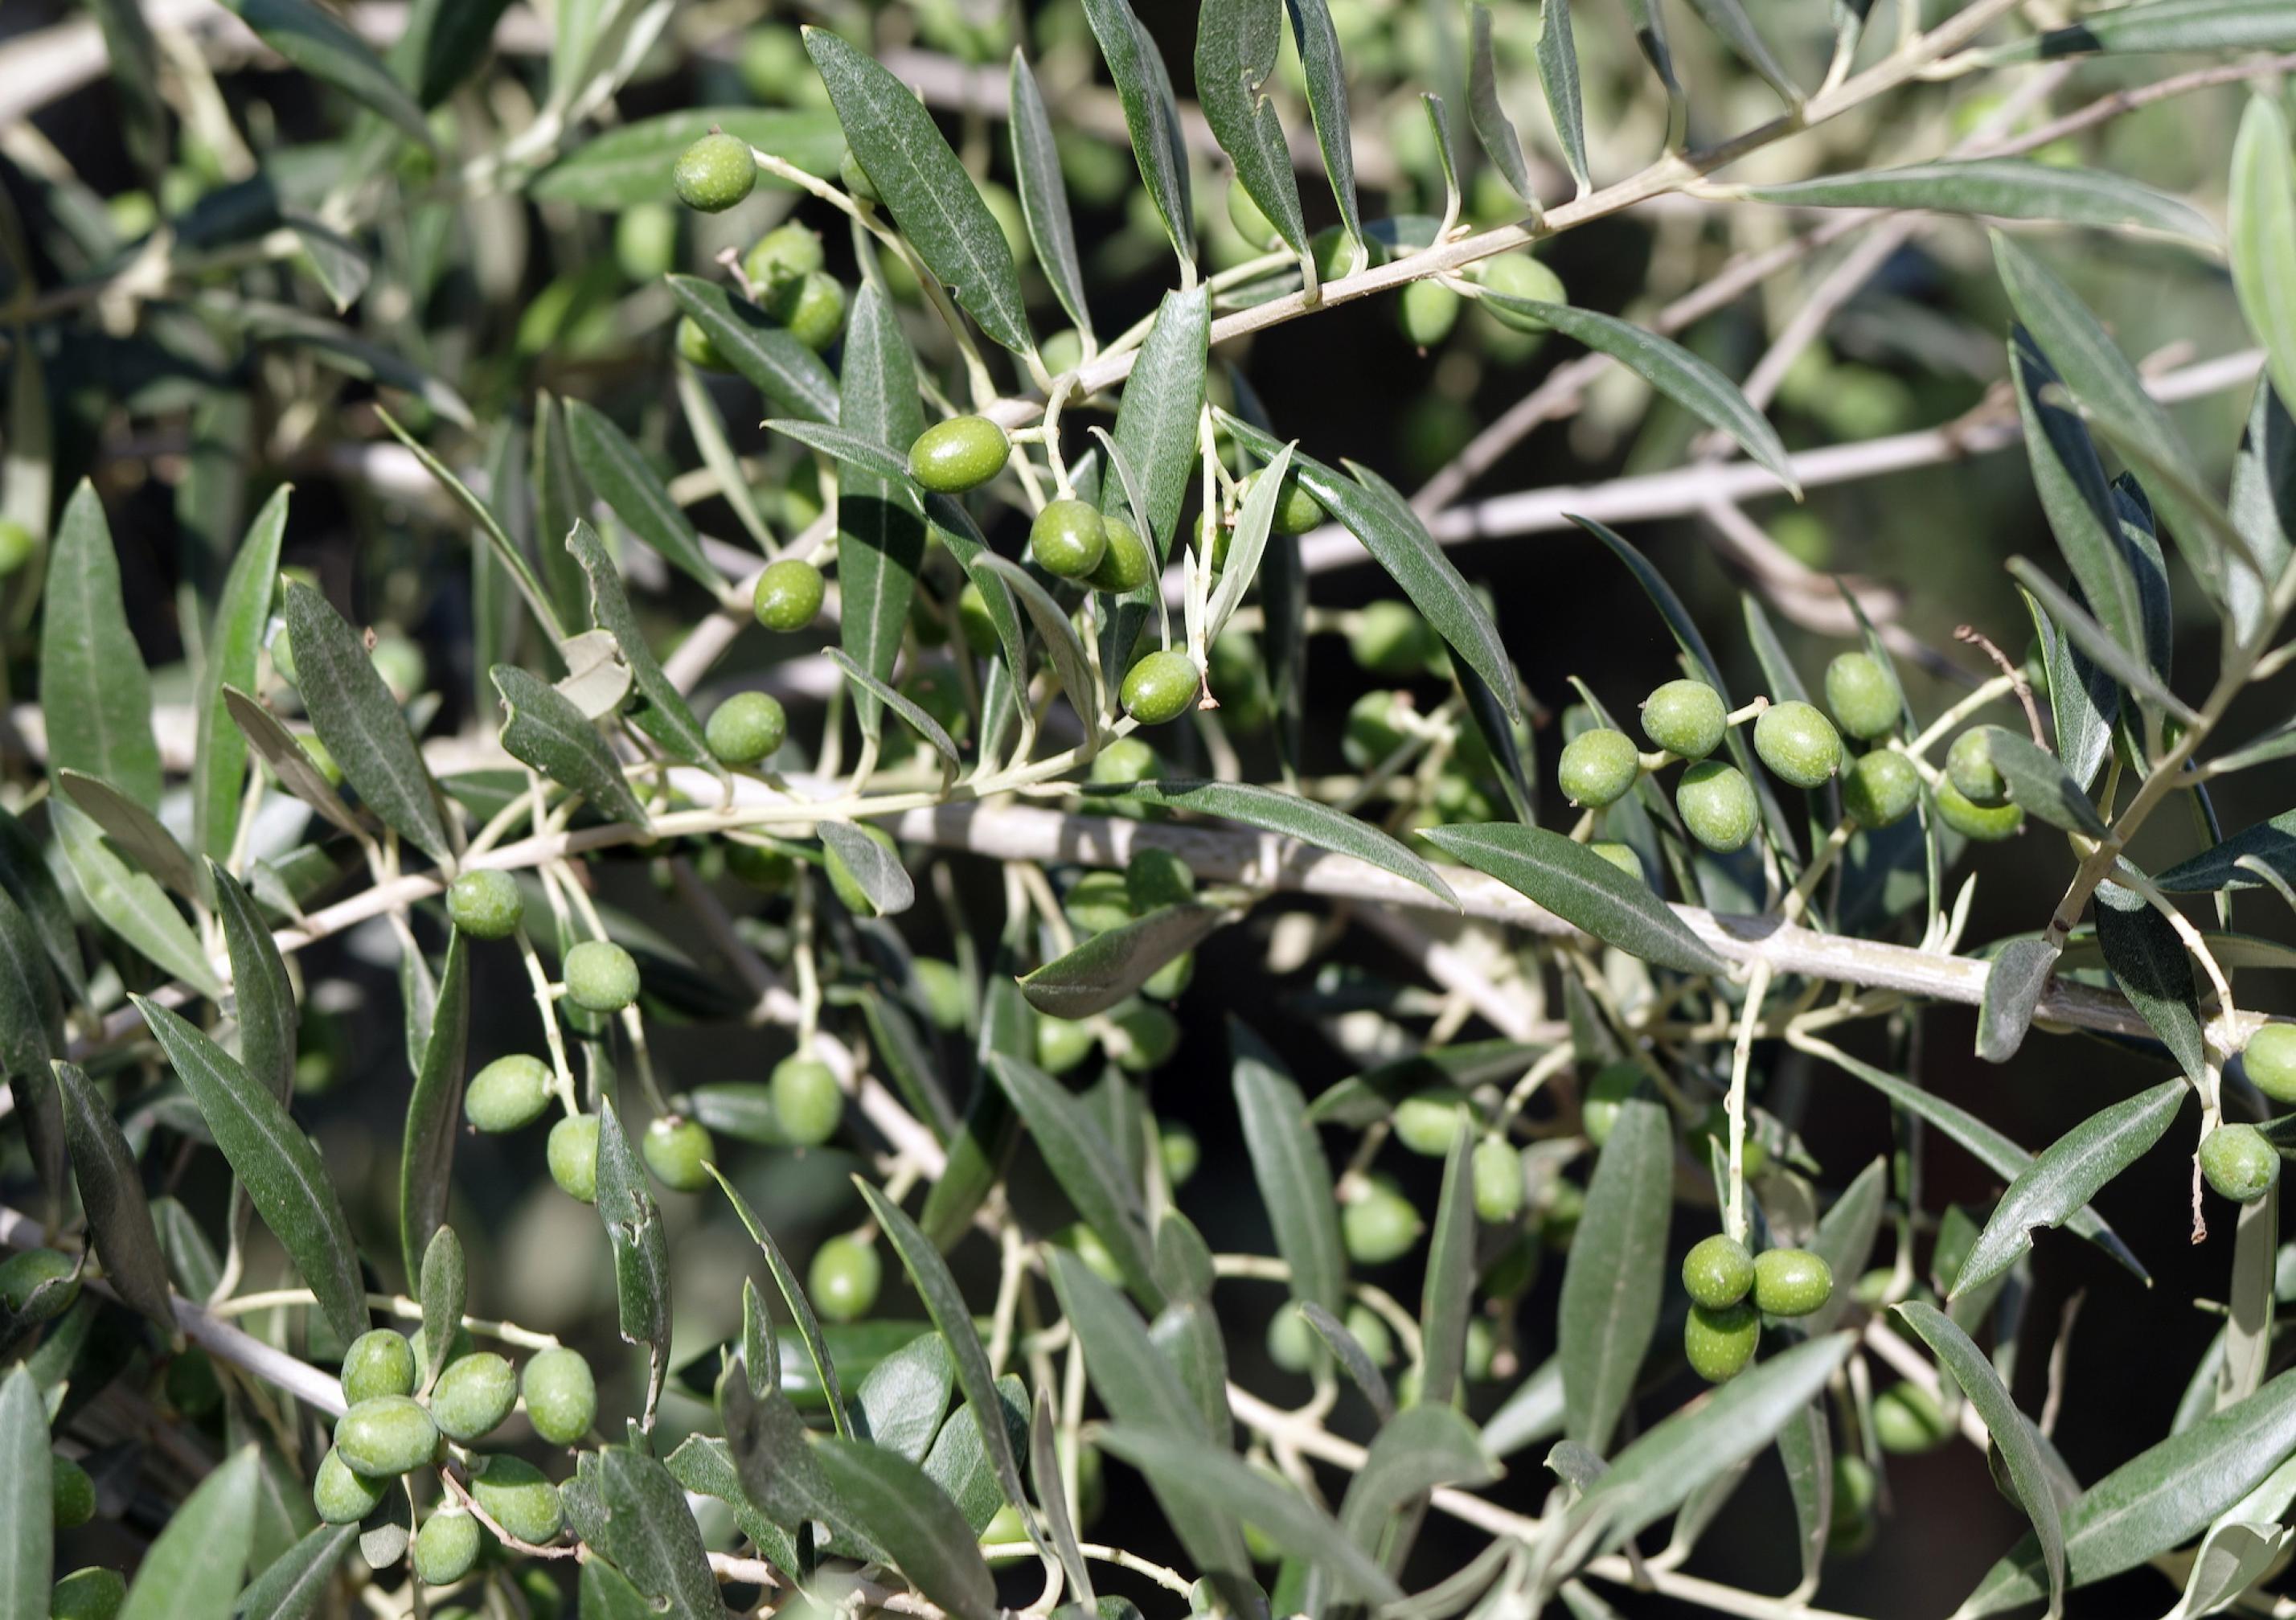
1954, 625, 2046, 744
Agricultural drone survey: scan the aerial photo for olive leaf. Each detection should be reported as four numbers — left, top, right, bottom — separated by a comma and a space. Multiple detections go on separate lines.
987, 1052, 1163, 1312
490, 664, 649, 828
1018, 904, 1229, 1020
220, 0, 430, 144
563, 401, 720, 593
530, 109, 843, 208
2230, 97, 2296, 416
398, 931, 469, 1286
1423, 822, 1726, 976
1081, 0, 1195, 265
1558, 1097, 1671, 1455
193, 486, 289, 863
56, 1062, 173, 1327
1109, 289, 1209, 559
566, 522, 711, 767
1009, 52, 1095, 334
1194, 0, 1308, 257
1467, 6, 1535, 204
117, 1446, 260, 1620
1232, 1019, 1347, 1318
284, 584, 451, 863
666, 276, 841, 422
40, 481, 161, 810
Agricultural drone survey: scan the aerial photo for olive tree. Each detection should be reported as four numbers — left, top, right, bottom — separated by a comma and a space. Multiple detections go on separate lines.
1, 0, 2294, 1615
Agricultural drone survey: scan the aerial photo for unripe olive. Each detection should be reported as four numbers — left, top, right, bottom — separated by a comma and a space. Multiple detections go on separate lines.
1064, 1223, 1125, 1286
614, 203, 677, 283
1842, 750, 1919, 829
469, 1454, 564, 1544
742, 222, 824, 293
1084, 515, 1154, 594
1040, 328, 1085, 375
1872, 1383, 1953, 1454
1473, 1137, 1524, 1223
1677, 761, 1758, 853
672, 133, 756, 213
446, 870, 522, 940
0, 1249, 78, 1313
1159, 1123, 1201, 1187
909, 417, 1010, 493
1831, 1453, 1879, 1556
1226, 182, 1282, 251
1640, 679, 1726, 761
1035, 1014, 1096, 1077
1464, 1318, 1497, 1382
1064, 870, 1132, 936
768, 270, 847, 351
770, 1056, 844, 1147
839, 149, 879, 204
1754, 700, 1843, 789
1935, 780, 2023, 841
676, 316, 731, 371
49, 1567, 126, 1620
547, 1114, 600, 1203
414, 1506, 482, 1584
520, 1347, 597, 1446
1581, 1063, 1641, 1146
1335, 1302, 1391, 1367
2201, 1123, 2279, 1204
1473, 253, 1566, 332
1349, 601, 1437, 677
1399, 280, 1461, 348
430, 1351, 516, 1444
954, 582, 1001, 658
1121, 650, 1199, 726
1392, 1090, 1467, 1157
1343, 1178, 1425, 1265
1108, 1002, 1179, 1072
1825, 652, 1899, 740
1266, 471, 1325, 538
706, 691, 788, 765
1125, 847, 1195, 911
642, 1116, 715, 1193
752, 559, 826, 633
314, 1446, 387, 1523
1680, 1235, 1755, 1310
981, 1502, 1030, 1564
1946, 729, 2008, 806
52, 1456, 94, 1528
370, 636, 425, 703
334, 1396, 441, 1478
0, 522, 34, 578
1343, 688, 1410, 769
810, 1235, 883, 1323
465, 1055, 553, 1134
342, 1329, 418, 1405
2243, 1025, 2296, 1104
1589, 842, 1642, 878
1557, 728, 1640, 808
1030, 498, 1106, 579
563, 941, 639, 1013
823, 822, 900, 916
1752, 1249, 1834, 1318
1309, 225, 1380, 281
1685, 1301, 1759, 1382
1266, 1307, 1315, 1373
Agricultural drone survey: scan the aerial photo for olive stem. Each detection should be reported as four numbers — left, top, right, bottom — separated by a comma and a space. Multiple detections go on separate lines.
1724, 961, 1773, 1245
510, 925, 580, 1113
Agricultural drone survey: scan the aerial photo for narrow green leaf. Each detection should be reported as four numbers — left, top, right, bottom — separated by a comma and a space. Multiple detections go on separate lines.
566, 522, 711, 767
1029, 1389, 1097, 1606
225, 301, 472, 428
819, 822, 914, 916
1978, 937, 2062, 1064
398, 932, 469, 1286
0, 880, 59, 1085
2009, 335, 2148, 666
40, 481, 160, 810
666, 277, 841, 423
193, 487, 289, 863
284, 584, 449, 862
52, 802, 222, 999
1896, 1302, 2067, 1616
705, 1166, 852, 1439
491, 664, 648, 827
1193, 0, 1308, 257
381, 407, 568, 642
135, 999, 367, 1344
2007, 560, 2196, 725
987, 1054, 1162, 1311
1109, 289, 1210, 558
221, 687, 364, 840
1010, 53, 1096, 334
1958, 1367, 2296, 1617
835, 285, 929, 740
827, 652, 958, 769
2229, 379, 2295, 617
57, 1061, 174, 1328
418, 1225, 465, 1396
1018, 904, 1228, 1020
921, 1376, 1030, 1535
530, 108, 843, 207
1684, 0, 1799, 105
1081, 0, 1195, 265
558, 1446, 720, 1618
1335, 1405, 1495, 1565
973, 553, 1099, 728
1954, 1079, 2184, 1300
814, 1440, 998, 1620
665, 1429, 804, 1577
1558, 1097, 1671, 1454
1206, 442, 1293, 643
2095, 879, 2207, 1084
594, 1106, 671, 1411
1285, 0, 1363, 253
1748, 160, 2213, 241
58, 770, 198, 900
0, 1367, 49, 1620
1533, 0, 1590, 195
1968, 726, 2106, 835
1467, 6, 1535, 203
806, 29, 1032, 355
2231, 98, 2296, 419
563, 402, 720, 592
1232, 1020, 1346, 1316
211, 863, 295, 1105
2019, 585, 2117, 792
234, 1521, 357, 1620
120, 1446, 259, 1620
0, 809, 82, 1006
2159, 807, 2296, 892
222, 0, 431, 144
1426, 820, 1724, 976
1418, 1118, 1478, 1413
1991, 0, 2296, 59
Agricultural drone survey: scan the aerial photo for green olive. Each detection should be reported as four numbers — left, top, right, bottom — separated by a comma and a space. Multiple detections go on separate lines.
1159, 1123, 1201, 1188
1557, 728, 1641, 808
1473, 253, 1566, 333
0, 1249, 78, 1314
767, 270, 847, 351
547, 1114, 601, 1203
430, 1351, 519, 1443
742, 222, 824, 293
1751, 1248, 1834, 1318
2201, 1123, 2279, 1204
1946, 728, 2008, 806
1680, 1234, 1755, 1310
1391, 1090, 1468, 1157
1266, 470, 1325, 537
769, 1056, 844, 1147
414, 1505, 482, 1585
642, 1116, 715, 1193
1872, 1383, 1954, 1454
1108, 1001, 1179, 1072
706, 691, 788, 765
51, 1567, 126, 1620
809, 1235, 883, 1323
752, 559, 826, 633
51, 1456, 94, 1528
341, 1328, 418, 1405
1754, 700, 1843, 789
446, 870, 522, 940
1685, 1300, 1760, 1382
1825, 651, 1900, 740
563, 940, 640, 1013
333, 1396, 440, 1479
1125, 847, 1195, 911
1581, 1063, 1641, 1146
1088, 515, 1154, 593
2244, 1025, 2296, 1104
313, 1447, 387, 1524
1343, 1178, 1425, 1265
1399, 280, 1462, 348
1064, 870, 1133, 936
0, 522, 35, 578
465, 1055, 553, 1134
1677, 761, 1759, 853
1935, 779, 2023, 841
672, 132, 756, 213
1121, 650, 1199, 726
1029, 498, 1107, 579
520, 1347, 597, 1446
1349, 601, 1438, 678
469, 1454, 564, 1544
1226, 181, 1283, 251
1640, 679, 1726, 761
1266, 1306, 1316, 1373
1842, 750, 1919, 828
1473, 1137, 1524, 1224
909, 417, 1011, 493
676, 316, 731, 371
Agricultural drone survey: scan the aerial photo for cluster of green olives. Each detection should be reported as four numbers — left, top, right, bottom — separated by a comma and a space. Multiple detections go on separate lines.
1036, 853, 1189, 1072
677, 218, 849, 370
1265, 1298, 1499, 1392
317, 1327, 596, 1584
2197, 1015, 2296, 1204
1679, 1233, 1835, 1383
1389, 1089, 1527, 1226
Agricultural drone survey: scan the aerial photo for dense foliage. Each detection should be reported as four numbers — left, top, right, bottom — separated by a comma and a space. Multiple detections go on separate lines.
3, 0, 2296, 1617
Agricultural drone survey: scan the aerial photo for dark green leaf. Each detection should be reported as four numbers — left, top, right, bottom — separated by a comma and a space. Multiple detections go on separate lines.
1804, 1157, 1886, 1336
988, 1054, 1163, 1310
1684, 0, 1798, 103
2007, 560, 2195, 724
491, 664, 648, 827
40, 481, 160, 810
418, 1226, 465, 1399
1019, 904, 1228, 1020
2095, 880, 2207, 1084
666, 276, 840, 423
706, 1167, 852, 1438
1467, 6, 1535, 203
1029, 1389, 1097, 1606
398, 932, 468, 1287
664, 1429, 803, 1577
1298, 1302, 1394, 1420
2010, 334, 2148, 666
0, 808, 83, 1005
1994, 0, 2296, 59
1010, 53, 1095, 333
1419, 1118, 1478, 1413
921, 1376, 1030, 1535
1970, 726, 2106, 835
530, 108, 843, 207
1083, 777, 1457, 904
1558, 1097, 1671, 1454
119, 1446, 259, 1620
0, 1366, 48, 1620
135, 1000, 367, 1345
567, 523, 711, 767
1954, 1079, 2184, 1299
854, 1331, 953, 1462
1108, 289, 1210, 558
806, 29, 1031, 355
1285, 0, 1363, 254
1423, 822, 1726, 975
1230, 1020, 1347, 1317
974, 555, 1098, 731
815, 1440, 998, 1620
212, 863, 296, 1105
57, 1061, 173, 1328
1194, 0, 1309, 256
284, 584, 449, 862
1334, 1405, 1494, 1565
564, 402, 720, 592
2019, 585, 2117, 792
1748, 160, 2212, 241
233, 1521, 357, 1620
834, 284, 929, 742
222, 0, 430, 143
559, 1446, 720, 1618
58, 770, 198, 900
1533, 0, 1591, 195
0, 881, 59, 1085
1082, 0, 1195, 264
1978, 938, 2061, 1064
2158, 807, 2296, 893
220, 687, 364, 842
193, 488, 289, 863
595, 1108, 671, 1410
51, 802, 221, 999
